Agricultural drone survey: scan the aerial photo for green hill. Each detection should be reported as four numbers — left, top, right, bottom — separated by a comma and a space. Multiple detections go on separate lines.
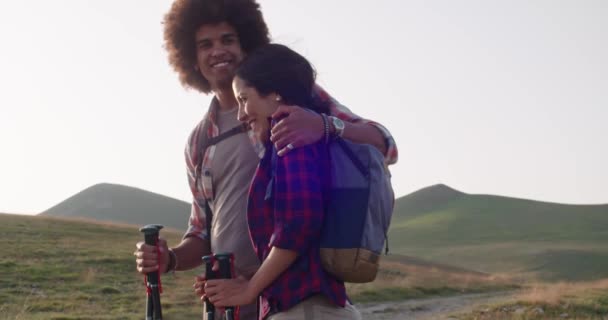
392, 183, 465, 219
35, 182, 608, 282
41, 183, 190, 230
388, 185, 608, 281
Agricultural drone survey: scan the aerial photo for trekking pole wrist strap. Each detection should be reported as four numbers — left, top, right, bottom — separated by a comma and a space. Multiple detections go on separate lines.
165, 248, 177, 274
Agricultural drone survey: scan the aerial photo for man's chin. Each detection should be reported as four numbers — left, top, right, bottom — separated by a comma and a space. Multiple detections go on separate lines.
214, 76, 236, 92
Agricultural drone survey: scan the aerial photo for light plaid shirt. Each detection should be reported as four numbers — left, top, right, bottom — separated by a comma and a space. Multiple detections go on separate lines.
183, 85, 398, 241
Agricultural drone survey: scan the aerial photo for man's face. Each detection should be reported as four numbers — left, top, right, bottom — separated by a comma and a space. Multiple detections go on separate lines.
194, 22, 245, 91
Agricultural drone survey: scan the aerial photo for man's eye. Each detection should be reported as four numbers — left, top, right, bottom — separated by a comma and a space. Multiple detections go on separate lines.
198, 42, 211, 49
222, 36, 236, 45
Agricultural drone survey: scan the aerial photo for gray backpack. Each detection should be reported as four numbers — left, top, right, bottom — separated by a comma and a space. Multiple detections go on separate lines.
270, 137, 394, 283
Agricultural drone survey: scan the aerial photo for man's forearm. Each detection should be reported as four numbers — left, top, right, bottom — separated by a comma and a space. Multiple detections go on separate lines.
172, 236, 210, 271
341, 121, 387, 155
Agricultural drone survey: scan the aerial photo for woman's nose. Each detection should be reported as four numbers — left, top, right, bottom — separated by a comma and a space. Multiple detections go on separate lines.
237, 105, 248, 122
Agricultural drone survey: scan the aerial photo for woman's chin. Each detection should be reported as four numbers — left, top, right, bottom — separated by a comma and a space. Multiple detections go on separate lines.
252, 120, 271, 142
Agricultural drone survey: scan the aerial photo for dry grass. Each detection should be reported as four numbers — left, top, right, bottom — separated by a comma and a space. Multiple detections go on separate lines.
459, 279, 608, 319
517, 279, 608, 305
36, 214, 184, 233
347, 259, 517, 301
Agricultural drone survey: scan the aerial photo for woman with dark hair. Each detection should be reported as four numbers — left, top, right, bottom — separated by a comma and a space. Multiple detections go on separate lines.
204, 44, 362, 319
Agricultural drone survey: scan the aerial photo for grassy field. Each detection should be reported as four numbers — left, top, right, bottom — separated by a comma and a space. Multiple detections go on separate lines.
458, 280, 608, 319
0, 213, 201, 320
0, 213, 516, 319
10, 183, 608, 319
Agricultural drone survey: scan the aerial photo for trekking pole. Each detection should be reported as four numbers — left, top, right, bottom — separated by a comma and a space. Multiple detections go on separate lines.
201, 255, 216, 320
215, 253, 237, 320
140, 224, 164, 320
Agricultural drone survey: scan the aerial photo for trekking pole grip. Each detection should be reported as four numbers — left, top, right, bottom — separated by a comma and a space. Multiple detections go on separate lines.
202, 255, 216, 320
215, 253, 236, 320
140, 224, 164, 320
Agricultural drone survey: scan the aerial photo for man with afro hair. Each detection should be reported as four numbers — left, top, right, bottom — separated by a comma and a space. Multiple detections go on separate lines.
134, 0, 398, 319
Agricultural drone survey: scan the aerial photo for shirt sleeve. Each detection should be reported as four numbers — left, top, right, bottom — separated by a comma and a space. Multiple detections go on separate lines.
182, 128, 210, 241
313, 84, 399, 166
269, 144, 324, 254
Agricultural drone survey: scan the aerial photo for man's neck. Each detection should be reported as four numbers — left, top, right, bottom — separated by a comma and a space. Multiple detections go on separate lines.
213, 88, 238, 111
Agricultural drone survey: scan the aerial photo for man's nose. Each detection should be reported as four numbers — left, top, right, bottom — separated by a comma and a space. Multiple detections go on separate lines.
210, 49, 224, 59
210, 44, 228, 58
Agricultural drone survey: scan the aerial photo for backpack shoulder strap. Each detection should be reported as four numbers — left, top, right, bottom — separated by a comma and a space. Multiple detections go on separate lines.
265, 144, 279, 201
205, 122, 249, 148
194, 119, 249, 248
195, 122, 249, 185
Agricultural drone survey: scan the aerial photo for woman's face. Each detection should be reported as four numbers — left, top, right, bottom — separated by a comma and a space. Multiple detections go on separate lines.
233, 76, 280, 141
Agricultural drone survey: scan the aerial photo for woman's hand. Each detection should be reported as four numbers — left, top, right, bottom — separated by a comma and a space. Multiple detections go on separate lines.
193, 274, 207, 298
204, 276, 257, 307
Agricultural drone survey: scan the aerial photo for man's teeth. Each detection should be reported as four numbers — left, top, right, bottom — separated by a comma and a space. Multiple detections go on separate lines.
213, 62, 229, 68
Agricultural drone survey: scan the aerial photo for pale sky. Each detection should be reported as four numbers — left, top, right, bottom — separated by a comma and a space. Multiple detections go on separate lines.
1, 1, 607, 214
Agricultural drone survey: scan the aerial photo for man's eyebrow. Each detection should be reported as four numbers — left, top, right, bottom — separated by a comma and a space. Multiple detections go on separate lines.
196, 33, 237, 44
196, 38, 211, 45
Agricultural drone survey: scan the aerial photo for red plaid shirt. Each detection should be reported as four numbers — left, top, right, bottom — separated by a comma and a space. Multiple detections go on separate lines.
248, 139, 346, 318
184, 85, 398, 243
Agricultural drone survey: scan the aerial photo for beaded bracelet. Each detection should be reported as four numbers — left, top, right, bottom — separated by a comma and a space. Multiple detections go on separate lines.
321, 114, 330, 144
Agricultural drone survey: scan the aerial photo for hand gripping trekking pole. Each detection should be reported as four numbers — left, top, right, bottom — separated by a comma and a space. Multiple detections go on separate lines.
201, 253, 238, 320
202, 255, 216, 320
215, 253, 237, 320
140, 224, 164, 320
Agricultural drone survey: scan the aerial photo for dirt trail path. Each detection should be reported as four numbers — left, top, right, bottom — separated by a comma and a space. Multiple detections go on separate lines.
357, 291, 517, 320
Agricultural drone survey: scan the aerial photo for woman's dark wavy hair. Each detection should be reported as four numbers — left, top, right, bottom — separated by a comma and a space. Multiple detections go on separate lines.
163, 0, 270, 93
235, 44, 327, 114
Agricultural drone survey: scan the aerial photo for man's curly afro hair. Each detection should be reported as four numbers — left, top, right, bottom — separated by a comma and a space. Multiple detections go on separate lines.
163, 0, 270, 93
